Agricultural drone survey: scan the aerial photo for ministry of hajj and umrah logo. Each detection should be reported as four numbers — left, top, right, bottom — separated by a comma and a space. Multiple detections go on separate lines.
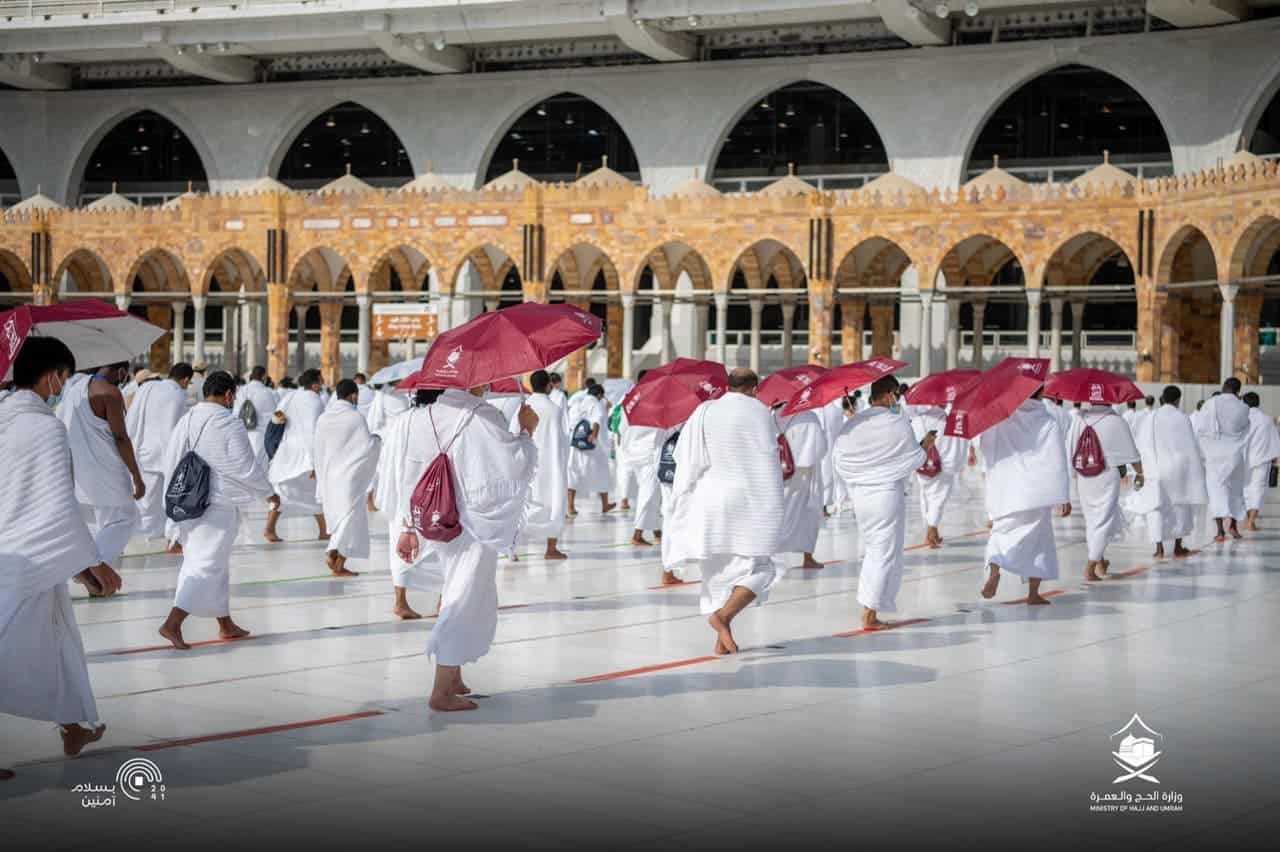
1111, 714, 1163, 784
3, 315, 19, 358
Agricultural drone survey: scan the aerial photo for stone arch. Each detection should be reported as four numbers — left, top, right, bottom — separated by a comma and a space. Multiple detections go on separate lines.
708, 80, 889, 190
549, 242, 621, 378
369, 244, 434, 293
1241, 66, 1280, 157
0, 248, 32, 292
124, 248, 192, 294
286, 247, 354, 385
1156, 225, 1221, 385
200, 247, 266, 295
54, 249, 112, 294
67, 106, 214, 205
1227, 215, 1280, 281
1156, 225, 1218, 286
834, 237, 914, 362
723, 240, 807, 370
269, 99, 415, 187
963, 62, 1174, 182
481, 91, 641, 185
631, 242, 713, 360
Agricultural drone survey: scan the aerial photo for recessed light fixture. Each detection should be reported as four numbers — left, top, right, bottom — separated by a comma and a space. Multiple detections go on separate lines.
688, 15, 700, 26
935, 2, 950, 19
433, 35, 447, 51
360, 123, 370, 135
325, 114, 336, 128
1059, 121, 1070, 129
965, 2, 979, 17
536, 105, 547, 117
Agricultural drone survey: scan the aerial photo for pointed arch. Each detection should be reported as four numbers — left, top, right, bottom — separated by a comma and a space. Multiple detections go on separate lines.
72, 108, 211, 206
482, 91, 640, 185
272, 100, 414, 189
54, 249, 112, 294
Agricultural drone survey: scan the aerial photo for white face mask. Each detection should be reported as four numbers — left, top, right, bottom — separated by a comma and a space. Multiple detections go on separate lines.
46, 372, 65, 408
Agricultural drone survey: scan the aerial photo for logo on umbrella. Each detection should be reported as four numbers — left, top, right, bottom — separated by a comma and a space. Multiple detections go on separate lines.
699, 381, 717, 396
1089, 383, 1104, 402
2, 316, 18, 358
435, 346, 464, 376
1110, 714, 1163, 784
798, 388, 812, 402
797, 375, 813, 385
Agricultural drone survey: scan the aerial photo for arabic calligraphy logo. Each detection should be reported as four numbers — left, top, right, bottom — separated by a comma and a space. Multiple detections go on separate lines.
1111, 714, 1163, 784
2, 316, 19, 358
1089, 383, 1104, 402
116, 758, 165, 801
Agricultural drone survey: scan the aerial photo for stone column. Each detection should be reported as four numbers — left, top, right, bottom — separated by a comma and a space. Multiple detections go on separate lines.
1025, 289, 1042, 359
192, 295, 208, 365
318, 303, 342, 386
748, 298, 764, 373
146, 304, 173, 371
356, 294, 371, 374
1219, 282, 1239, 380
225, 303, 241, 376
696, 299, 710, 360
172, 299, 187, 365
1069, 300, 1085, 369
971, 301, 986, 369
658, 298, 675, 365
294, 303, 308, 375
842, 299, 865, 364
1048, 298, 1065, 372
266, 282, 291, 382
714, 292, 729, 364
945, 300, 960, 370
918, 291, 934, 376
406, 338, 417, 360
115, 294, 131, 312
621, 293, 636, 378
869, 301, 894, 358
437, 294, 453, 334
780, 299, 797, 368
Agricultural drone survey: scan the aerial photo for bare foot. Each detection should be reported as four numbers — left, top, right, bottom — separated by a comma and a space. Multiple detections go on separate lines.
708, 611, 738, 654
429, 694, 478, 712
602, 501, 617, 513
619, 500, 631, 511
1153, 545, 1165, 559
218, 621, 251, 640
1027, 593, 1053, 606
263, 530, 283, 543
661, 570, 681, 586
165, 542, 183, 555
544, 548, 568, 561
1246, 520, 1259, 531
60, 724, 106, 757
452, 675, 471, 696
566, 509, 578, 518
1173, 545, 1193, 558
799, 554, 825, 570
73, 573, 105, 598
394, 603, 423, 620
1086, 563, 1102, 582
714, 638, 728, 655
1214, 534, 1226, 544
1230, 525, 1244, 540
632, 534, 652, 546
158, 623, 191, 650
980, 565, 1000, 599
330, 566, 360, 577
862, 615, 890, 630
317, 533, 331, 542
1097, 560, 1110, 578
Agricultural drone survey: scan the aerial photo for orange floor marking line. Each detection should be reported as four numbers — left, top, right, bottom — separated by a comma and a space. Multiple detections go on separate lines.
832, 617, 930, 638
137, 711, 385, 751
573, 655, 719, 684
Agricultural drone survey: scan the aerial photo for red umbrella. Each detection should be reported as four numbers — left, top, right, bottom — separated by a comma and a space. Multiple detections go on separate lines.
944, 357, 1050, 439
487, 377, 530, 397
401, 302, 600, 390
756, 365, 827, 408
780, 356, 908, 416
1, 300, 164, 382
904, 369, 982, 408
1043, 368, 1143, 405
620, 358, 728, 428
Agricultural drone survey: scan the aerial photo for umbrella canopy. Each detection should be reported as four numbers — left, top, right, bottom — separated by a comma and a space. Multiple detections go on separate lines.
1043, 368, 1143, 405
620, 358, 728, 429
944, 357, 1050, 439
903, 369, 982, 408
404, 302, 601, 390
1, 300, 164, 382
756, 365, 827, 409
780, 357, 907, 416
487, 377, 530, 397
369, 357, 423, 386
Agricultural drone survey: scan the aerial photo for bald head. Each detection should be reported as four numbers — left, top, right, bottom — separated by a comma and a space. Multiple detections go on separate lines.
727, 368, 759, 396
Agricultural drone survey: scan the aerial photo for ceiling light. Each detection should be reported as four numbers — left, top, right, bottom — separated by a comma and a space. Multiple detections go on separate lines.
1004, 123, 1013, 130
217, 42, 229, 53
138, 122, 145, 133
964, 2, 979, 17
935, 2, 949, 19
380, 160, 388, 166
778, 121, 788, 128
413, 37, 427, 52
433, 35, 447, 51
172, 129, 180, 139
760, 101, 770, 110
139, 144, 149, 152
360, 122, 370, 135
175, 45, 185, 55
195, 43, 206, 54
815, 117, 824, 128
511, 132, 521, 140
536, 105, 547, 116
1039, 108, 1048, 117
687, 15, 700, 27
302, 140, 310, 148
587, 128, 599, 136
304, 162, 312, 168
839, 131, 848, 139
1059, 122, 1070, 129
863, 143, 872, 149
1118, 124, 1127, 131
565, 115, 575, 126
785, 104, 795, 117
31, 52, 43, 63
325, 114, 336, 128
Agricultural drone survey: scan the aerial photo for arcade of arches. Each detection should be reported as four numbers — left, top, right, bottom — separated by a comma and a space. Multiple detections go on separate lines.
3, 147, 1278, 391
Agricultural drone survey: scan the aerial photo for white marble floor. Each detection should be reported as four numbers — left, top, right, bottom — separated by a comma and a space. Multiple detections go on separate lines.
2, 468, 1279, 850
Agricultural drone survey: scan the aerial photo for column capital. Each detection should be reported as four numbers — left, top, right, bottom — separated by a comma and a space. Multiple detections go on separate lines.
748, 297, 764, 310
1049, 296, 1065, 311
173, 298, 188, 310
780, 300, 798, 315
191, 294, 207, 310
918, 289, 934, 307
356, 293, 371, 308
1025, 289, 1043, 307
115, 295, 131, 310
1218, 282, 1240, 302
620, 292, 636, 309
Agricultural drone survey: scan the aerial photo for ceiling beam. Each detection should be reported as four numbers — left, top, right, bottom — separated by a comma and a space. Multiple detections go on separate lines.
873, 0, 950, 46
1147, 0, 1247, 27
0, 53, 69, 90
606, 1, 696, 61
363, 14, 470, 74
142, 27, 256, 84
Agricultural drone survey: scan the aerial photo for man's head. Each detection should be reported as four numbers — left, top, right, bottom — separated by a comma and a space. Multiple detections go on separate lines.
203, 370, 237, 408
1243, 391, 1261, 409
1223, 377, 1242, 396
841, 395, 853, 413
530, 370, 551, 394
587, 383, 605, 399
354, 372, 367, 385
1145, 395, 1155, 408
191, 361, 207, 375
549, 372, 563, 389
868, 375, 899, 407
336, 378, 359, 403
13, 337, 76, 400
249, 366, 268, 383
95, 362, 129, 384
281, 376, 297, 389
1127, 400, 1137, 410
584, 377, 597, 389
727, 368, 759, 396
298, 369, 323, 391
169, 362, 195, 388
1160, 385, 1182, 407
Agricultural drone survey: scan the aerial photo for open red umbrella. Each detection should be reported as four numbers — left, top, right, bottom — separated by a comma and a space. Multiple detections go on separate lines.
944, 357, 1050, 439
904, 369, 981, 408
756, 365, 827, 408
1043, 368, 1143, 405
780, 356, 907, 416
487, 377, 530, 397
401, 302, 601, 390
620, 358, 728, 428
1, 300, 164, 382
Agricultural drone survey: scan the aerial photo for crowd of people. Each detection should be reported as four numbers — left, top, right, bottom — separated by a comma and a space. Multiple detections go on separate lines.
2, 338, 1278, 778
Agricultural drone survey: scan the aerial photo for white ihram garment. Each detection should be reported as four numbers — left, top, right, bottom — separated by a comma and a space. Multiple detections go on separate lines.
1242, 408, 1280, 512
1065, 406, 1141, 561
61, 375, 139, 566
833, 406, 925, 612
979, 400, 1070, 581
818, 398, 846, 509
164, 403, 274, 617
566, 395, 610, 494
268, 388, 325, 516
911, 407, 969, 527
665, 393, 784, 614
233, 380, 279, 464
378, 390, 536, 665
126, 378, 190, 538
1125, 405, 1208, 545
776, 410, 828, 554
365, 388, 411, 499
314, 398, 381, 559
619, 409, 665, 531
522, 393, 569, 540
1192, 394, 1249, 521
0, 391, 101, 725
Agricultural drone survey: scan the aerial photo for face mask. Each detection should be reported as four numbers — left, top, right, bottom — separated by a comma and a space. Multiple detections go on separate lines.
46, 373, 64, 409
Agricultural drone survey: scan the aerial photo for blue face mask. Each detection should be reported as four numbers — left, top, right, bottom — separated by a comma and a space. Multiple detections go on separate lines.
46, 373, 65, 409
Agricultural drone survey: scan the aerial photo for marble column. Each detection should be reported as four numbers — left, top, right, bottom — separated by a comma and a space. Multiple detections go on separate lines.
748, 298, 764, 373
971, 301, 986, 369
1048, 298, 1064, 372
115, 294, 130, 312
621, 293, 636, 378
659, 298, 675, 364
172, 299, 187, 364
294, 304, 307, 375
1219, 282, 1239, 380
945, 299, 960, 370
780, 299, 797, 368
919, 291, 934, 376
1025, 289, 1042, 358
192, 295, 208, 365
226, 303, 241, 376
715, 292, 729, 364
356, 294, 371, 374
1070, 300, 1085, 369
437, 294, 453, 334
